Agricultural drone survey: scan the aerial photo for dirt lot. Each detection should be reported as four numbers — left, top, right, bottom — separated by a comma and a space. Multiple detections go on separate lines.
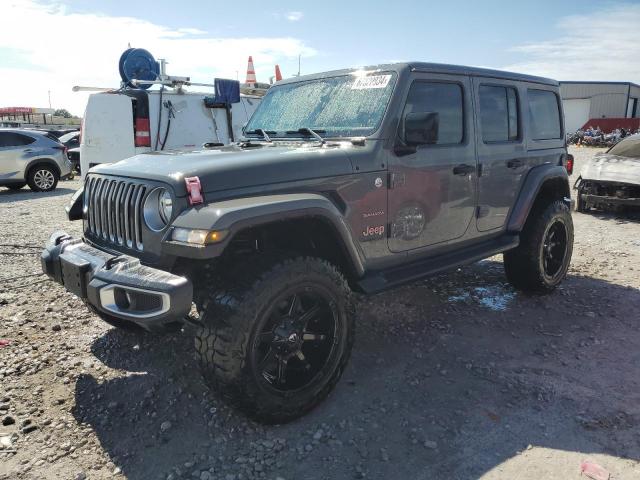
1, 147, 640, 480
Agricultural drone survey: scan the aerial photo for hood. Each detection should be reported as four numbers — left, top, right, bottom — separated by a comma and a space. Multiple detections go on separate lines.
580, 153, 640, 185
90, 142, 355, 196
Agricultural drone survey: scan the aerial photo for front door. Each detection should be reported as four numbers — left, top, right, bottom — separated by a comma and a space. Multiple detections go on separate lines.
388, 74, 476, 253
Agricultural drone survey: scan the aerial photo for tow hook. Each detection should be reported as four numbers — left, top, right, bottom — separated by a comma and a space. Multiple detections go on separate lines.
104, 256, 129, 270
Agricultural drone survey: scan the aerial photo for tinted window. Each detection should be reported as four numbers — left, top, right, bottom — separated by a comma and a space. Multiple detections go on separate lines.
403, 82, 464, 144
0, 132, 35, 147
528, 89, 561, 140
479, 85, 519, 142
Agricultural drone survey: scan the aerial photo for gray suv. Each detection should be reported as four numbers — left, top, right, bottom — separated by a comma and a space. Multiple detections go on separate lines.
42, 62, 574, 423
0, 129, 73, 191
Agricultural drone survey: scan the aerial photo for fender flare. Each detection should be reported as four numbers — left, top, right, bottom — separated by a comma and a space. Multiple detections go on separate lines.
163, 193, 366, 276
507, 164, 570, 232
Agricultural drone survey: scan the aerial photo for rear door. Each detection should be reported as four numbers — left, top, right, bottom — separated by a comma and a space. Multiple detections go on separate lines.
388, 73, 476, 252
473, 78, 528, 231
80, 94, 136, 175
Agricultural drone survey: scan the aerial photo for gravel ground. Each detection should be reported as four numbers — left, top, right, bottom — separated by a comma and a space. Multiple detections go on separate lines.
1, 146, 640, 480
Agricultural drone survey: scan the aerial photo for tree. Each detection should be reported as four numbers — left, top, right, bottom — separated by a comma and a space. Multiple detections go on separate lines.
54, 109, 72, 118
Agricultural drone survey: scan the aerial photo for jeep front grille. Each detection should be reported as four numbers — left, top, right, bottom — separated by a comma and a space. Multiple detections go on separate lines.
85, 176, 147, 251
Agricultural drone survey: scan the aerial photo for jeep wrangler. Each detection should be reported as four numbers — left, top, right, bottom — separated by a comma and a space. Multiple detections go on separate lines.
41, 63, 574, 423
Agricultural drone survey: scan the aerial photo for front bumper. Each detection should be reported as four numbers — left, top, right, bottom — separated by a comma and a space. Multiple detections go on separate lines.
579, 193, 640, 207
41, 232, 192, 331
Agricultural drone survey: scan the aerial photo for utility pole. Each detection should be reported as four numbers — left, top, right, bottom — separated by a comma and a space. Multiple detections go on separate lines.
297, 54, 301, 77
48, 90, 52, 109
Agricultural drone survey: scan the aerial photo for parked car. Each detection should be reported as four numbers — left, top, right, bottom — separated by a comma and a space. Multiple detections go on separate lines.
574, 133, 640, 212
67, 147, 80, 173
58, 130, 80, 149
58, 131, 81, 173
0, 129, 73, 191
42, 62, 574, 423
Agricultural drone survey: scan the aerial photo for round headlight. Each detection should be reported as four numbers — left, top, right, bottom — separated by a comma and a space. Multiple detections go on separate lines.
159, 190, 173, 224
143, 188, 172, 231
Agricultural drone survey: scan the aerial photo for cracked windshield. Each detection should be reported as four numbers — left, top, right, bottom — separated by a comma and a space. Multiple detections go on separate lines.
245, 72, 396, 137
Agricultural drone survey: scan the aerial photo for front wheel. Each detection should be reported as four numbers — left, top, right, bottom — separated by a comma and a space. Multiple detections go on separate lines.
194, 256, 355, 424
504, 200, 573, 293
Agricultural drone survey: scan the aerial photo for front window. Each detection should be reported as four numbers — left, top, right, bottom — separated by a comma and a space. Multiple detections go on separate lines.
607, 136, 640, 158
245, 72, 397, 138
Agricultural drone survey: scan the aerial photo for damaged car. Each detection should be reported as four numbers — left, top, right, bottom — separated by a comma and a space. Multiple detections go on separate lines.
575, 134, 640, 212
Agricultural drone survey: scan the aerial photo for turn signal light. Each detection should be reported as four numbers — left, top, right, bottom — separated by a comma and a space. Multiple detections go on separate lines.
171, 228, 227, 245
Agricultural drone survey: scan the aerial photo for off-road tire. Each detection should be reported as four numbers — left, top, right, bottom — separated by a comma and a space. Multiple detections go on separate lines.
27, 165, 58, 192
6, 183, 26, 190
504, 200, 573, 293
194, 255, 355, 424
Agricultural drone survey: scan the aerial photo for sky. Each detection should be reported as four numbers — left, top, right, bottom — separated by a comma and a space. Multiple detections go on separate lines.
1, 0, 639, 116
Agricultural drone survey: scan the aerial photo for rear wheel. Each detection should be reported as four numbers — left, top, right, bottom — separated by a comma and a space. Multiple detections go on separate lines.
504, 200, 573, 293
27, 165, 58, 192
194, 256, 355, 424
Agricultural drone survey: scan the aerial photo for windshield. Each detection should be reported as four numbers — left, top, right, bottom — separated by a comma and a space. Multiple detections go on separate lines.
607, 136, 640, 158
245, 72, 397, 138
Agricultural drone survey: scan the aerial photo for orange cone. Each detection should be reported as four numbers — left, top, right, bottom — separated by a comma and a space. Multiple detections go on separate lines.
275, 64, 282, 82
245, 56, 256, 86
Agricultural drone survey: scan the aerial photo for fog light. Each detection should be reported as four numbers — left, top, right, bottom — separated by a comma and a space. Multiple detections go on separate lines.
171, 227, 227, 245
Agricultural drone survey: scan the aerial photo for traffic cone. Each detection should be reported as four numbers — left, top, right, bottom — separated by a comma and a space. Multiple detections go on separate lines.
246, 56, 256, 86
275, 64, 282, 82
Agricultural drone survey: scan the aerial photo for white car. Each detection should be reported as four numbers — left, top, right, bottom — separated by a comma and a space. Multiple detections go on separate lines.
575, 134, 640, 212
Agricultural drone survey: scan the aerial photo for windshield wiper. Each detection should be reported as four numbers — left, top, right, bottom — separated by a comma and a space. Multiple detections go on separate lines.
245, 129, 275, 142
286, 127, 326, 145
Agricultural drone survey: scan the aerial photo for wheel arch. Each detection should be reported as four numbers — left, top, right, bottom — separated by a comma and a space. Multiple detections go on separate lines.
507, 164, 570, 232
166, 193, 366, 280
26, 158, 61, 178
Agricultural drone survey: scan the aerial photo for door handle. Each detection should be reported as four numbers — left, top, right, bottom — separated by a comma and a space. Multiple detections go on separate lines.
452, 164, 475, 176
23, 149, 33, 153
506, 159, 524, 169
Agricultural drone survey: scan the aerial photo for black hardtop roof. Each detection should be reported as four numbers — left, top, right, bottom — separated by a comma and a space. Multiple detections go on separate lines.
276, 62, 558, 87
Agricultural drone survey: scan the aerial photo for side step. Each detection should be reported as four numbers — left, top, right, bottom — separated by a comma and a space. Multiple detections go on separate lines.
357, 234, 519, 294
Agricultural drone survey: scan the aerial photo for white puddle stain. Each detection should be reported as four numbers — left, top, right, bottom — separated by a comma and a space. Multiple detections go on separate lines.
447, 285, 515, 311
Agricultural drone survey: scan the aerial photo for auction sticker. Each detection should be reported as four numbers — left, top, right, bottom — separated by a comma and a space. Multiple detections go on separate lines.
351, 74, 391, 90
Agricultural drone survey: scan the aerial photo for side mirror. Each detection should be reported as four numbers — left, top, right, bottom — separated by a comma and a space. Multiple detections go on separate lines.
404, 112, 439, 146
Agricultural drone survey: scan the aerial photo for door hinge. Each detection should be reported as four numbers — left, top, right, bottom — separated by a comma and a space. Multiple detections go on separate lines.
389, 172, 405, 189
476, 205, 490, 218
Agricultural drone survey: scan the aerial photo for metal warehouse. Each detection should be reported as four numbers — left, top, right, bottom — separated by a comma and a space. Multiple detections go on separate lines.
560, 81, 640, 133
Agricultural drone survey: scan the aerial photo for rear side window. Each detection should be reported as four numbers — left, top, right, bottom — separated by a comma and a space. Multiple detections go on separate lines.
403, 81, 464, 145
479, 85, 519, 142
528, 89, 561, 140
0, 132, 36, 147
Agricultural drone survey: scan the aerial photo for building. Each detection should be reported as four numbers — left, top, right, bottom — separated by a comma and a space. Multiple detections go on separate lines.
560, 81, 640, 133
0, 106, 80, 129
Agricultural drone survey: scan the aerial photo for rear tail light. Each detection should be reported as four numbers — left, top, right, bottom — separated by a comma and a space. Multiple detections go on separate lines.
566, 154, 574, 175
135, 117, 151, 147
53, 145, 68, 155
